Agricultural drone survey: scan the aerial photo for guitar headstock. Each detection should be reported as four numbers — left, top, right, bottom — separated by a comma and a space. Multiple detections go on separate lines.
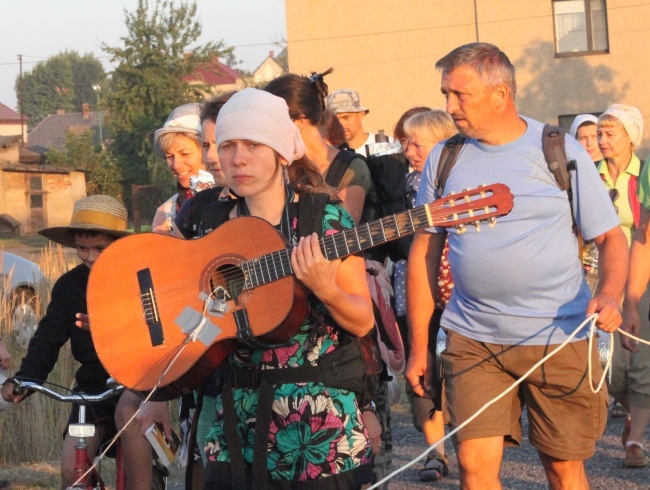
427, 183, 514, 233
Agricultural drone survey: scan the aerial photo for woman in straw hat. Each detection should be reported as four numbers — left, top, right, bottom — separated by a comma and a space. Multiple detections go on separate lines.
202, 88, 375, 489
1, 195, 131, 489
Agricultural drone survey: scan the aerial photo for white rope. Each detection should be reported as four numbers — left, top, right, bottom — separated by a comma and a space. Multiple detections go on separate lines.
73, 295, 222, 487
71, 337, 192, 487
370, 314, 612, 489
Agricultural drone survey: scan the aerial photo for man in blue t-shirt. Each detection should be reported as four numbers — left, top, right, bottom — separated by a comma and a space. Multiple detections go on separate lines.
405, 42, 628, 489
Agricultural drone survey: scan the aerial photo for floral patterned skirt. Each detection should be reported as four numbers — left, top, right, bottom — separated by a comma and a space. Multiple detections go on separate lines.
205, 380, 372, 485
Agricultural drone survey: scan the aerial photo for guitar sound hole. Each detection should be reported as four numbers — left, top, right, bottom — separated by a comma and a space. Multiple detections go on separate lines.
210, 264, 245, 300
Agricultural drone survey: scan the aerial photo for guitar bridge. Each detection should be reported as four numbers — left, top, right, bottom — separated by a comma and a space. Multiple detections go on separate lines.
137, 269, 164, 346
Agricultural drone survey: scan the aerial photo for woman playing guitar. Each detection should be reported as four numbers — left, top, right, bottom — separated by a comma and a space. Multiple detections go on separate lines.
202, 88, 375, 488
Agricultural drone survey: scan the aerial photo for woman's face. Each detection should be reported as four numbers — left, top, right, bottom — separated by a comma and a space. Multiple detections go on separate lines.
218, 139, 283, 198
404, 134, 434, 173
598, 122, 632, 161
201, 119, 227, 187
164, 134, 204, 188
576, 124, 603, 162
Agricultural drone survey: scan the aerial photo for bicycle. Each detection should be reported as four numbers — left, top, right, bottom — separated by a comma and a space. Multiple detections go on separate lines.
10, 378, 167, 490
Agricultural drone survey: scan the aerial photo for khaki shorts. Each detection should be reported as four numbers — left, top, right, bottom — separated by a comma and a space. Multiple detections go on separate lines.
442, 330, 607, 461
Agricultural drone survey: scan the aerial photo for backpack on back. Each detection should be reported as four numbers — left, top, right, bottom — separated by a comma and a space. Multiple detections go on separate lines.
327, 145, 410, 262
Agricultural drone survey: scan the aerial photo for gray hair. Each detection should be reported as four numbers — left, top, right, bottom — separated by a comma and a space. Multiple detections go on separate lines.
435, 43, 517, 100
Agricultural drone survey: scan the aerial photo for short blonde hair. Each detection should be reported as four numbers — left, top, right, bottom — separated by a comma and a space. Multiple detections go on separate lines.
598, 114, 634, 148
403, 110, 457, 146
156, 132, 201, 154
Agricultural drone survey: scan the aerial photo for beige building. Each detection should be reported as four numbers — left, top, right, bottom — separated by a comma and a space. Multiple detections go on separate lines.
0, 102, 28, 164
0, 102, 87, 236
253, 50, 288, 85
285, 0, 650, 157
0, 165, 86, 236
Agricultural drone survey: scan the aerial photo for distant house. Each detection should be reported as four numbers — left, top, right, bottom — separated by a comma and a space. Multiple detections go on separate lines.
184, 57, 244, 96
0, 102, 28, 164
252, 49, 288, 86
0, 102, 87, 236
0, 163, 86, 236
27, 103, 108, 155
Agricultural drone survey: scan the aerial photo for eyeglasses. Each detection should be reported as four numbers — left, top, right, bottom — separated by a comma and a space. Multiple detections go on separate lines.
608, 188, 619, 215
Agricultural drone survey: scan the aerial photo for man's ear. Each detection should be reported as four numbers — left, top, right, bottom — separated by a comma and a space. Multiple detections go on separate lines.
493, 83, 510, 109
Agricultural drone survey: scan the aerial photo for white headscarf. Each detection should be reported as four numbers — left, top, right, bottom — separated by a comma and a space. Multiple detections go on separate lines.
599, 104, 644, 148
215, 88, 306, 164
569, 114, 598, 139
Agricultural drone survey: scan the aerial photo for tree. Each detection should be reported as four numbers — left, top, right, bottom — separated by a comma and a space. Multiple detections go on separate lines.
102, 0, 233, 195
46, 131, 123, 199
16, 51, 107, 128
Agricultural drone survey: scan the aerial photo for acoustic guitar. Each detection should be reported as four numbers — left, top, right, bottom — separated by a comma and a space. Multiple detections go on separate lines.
87, 184, 513, 400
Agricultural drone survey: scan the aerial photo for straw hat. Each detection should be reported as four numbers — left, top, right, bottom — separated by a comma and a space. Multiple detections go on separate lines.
39, 195, 131, 248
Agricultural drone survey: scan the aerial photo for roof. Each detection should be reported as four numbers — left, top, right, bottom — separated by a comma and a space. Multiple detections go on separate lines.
0, 162, 83, 174
184, 58, 241, 86
253, 47, 288, 74
27, 110, 108, 154
0, 102, 26, 124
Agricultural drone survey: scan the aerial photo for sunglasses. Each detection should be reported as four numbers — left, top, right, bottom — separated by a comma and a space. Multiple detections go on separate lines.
608, 188, 619, 215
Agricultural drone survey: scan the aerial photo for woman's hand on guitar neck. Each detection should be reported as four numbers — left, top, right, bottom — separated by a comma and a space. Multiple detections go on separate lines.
292, 233, 374, 337
291, 233, 342, 301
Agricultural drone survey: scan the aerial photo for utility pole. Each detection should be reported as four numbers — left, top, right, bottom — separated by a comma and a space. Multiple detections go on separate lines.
18, 54, 25, 148
92, 84, 103, 148
474, 0, 480, 42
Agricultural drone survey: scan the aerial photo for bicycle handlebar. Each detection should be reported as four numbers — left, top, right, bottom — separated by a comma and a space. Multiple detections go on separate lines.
9, 379, 125, 403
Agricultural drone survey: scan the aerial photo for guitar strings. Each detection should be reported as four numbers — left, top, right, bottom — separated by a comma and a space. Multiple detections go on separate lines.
95, 197, 500, 302
94, 206, 452, 302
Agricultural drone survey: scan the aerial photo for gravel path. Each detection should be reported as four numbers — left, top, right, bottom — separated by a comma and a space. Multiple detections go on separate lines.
385, 400, 649, 489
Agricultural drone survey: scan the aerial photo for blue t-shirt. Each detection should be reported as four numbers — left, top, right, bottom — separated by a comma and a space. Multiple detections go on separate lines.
416, 116, 620, 345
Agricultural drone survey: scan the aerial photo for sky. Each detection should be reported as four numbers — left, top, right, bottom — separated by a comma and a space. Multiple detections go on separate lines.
0, 0, 287, 111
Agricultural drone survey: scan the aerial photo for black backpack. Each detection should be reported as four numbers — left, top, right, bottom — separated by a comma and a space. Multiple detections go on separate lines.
435, 124, 578, 235
326, 146, 410, 261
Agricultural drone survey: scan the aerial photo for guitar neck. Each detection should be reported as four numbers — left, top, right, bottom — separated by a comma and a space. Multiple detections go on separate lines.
241, 183, 513, 290
242, 205, 432, 290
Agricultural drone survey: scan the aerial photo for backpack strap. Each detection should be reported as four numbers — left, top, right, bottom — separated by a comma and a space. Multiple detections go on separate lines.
542, 124, 578, 235
325, 148, 358, 188
542, 124, 575, 190
297, 192, 330, 238
435, 134, 466, 195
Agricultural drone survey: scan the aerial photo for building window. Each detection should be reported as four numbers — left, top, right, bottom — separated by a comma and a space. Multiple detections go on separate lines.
27, 175, 45, 209
553, 0, 609, 55
558, 113, 602, 133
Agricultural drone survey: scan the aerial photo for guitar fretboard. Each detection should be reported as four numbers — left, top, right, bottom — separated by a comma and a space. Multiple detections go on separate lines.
241, 205, 433, 289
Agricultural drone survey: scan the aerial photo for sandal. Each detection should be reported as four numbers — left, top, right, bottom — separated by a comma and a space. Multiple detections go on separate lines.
611, 402, 627, 418
419, 454, 449, 482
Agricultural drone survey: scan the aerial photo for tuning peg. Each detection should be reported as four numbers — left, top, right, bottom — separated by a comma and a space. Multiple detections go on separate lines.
474, 221, 481, 232
489, 217, 497, 228
455, 223, 466, 234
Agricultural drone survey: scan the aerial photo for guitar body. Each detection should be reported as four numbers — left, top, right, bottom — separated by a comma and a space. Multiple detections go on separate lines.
87, 217, 307, 400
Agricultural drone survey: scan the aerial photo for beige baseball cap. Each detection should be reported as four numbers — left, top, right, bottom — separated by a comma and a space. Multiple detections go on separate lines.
327, 89, 369, 114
